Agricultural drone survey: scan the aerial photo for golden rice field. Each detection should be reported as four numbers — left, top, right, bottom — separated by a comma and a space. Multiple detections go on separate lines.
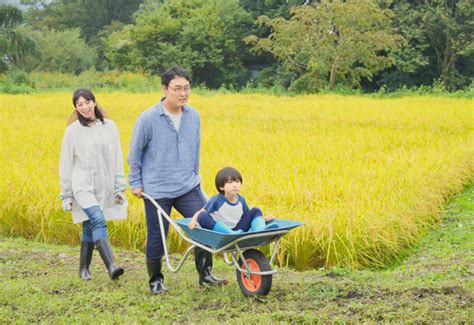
0, 92, 472, 270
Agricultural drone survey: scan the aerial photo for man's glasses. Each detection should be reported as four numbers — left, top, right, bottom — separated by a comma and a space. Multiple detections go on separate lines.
168, 85, 191, 93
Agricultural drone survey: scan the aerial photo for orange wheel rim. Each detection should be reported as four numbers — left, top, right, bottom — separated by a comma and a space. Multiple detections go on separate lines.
240, 258, 262, 292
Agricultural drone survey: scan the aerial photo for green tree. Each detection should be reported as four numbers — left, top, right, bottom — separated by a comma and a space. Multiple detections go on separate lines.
95, 20, 127, 70
421, 0, 473, 90
17, 28, 97, 73
379, 0, 473, 91
373, 0, 430, 91
21, 0, 143, 69
21, 0, 143, 41
104, 24, 135, 71
239, 0, 304, 40
240, 0, 304, 20
0, 5, 39, 72
246, 0, 401, 91
106, 0, 252, 88
36, 29, 97, 73
238, 0, 304, 77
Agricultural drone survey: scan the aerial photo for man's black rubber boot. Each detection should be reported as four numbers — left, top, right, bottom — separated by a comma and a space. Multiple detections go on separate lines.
95, 238, 124, 280
79, 241, 94, 280
195, 247, 228, 286
146, 258, 168, 294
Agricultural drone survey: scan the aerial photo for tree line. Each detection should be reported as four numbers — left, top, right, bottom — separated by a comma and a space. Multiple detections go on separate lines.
1, 0, 472, 92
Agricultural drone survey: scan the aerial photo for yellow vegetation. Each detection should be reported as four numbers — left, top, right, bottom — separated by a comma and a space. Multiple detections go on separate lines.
0, 92, 472, 269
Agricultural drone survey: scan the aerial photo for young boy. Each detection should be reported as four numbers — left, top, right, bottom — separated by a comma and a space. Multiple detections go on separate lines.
188, 167, 278, 233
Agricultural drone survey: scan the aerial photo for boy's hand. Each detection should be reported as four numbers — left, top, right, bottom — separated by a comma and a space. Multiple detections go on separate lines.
264, 214, 276, 222
188, 219, 197, 230
189, 208, 204, 230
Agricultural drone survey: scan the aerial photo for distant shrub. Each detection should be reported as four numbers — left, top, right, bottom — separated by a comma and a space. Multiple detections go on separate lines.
0, 71, 472, 98
1, 70, 162, 93
0, 83, 35, 94
0, 70, 36, 93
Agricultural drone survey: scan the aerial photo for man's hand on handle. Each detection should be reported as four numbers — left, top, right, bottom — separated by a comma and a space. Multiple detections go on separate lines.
132, 187, 144, 198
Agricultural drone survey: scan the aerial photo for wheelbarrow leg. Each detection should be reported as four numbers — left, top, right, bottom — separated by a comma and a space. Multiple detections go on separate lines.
195, 247, 228, 286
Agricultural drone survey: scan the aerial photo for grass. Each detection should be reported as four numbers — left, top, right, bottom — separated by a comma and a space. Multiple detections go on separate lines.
1, 93, 473, 269
0, 182, 472, 323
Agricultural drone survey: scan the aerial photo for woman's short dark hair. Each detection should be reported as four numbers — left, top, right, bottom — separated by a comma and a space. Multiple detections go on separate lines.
215, 167, 243, 194
161, 66, 192, 87
72, 88, 105, 127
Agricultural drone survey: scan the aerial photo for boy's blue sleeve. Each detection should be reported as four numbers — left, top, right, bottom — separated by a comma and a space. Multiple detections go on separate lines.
203, 195, 219, 213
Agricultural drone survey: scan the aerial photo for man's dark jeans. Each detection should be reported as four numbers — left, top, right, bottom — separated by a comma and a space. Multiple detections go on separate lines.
143, 185, 206, 259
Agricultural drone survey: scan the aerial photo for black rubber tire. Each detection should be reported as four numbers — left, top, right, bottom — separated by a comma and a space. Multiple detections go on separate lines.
236, 249, 272, 297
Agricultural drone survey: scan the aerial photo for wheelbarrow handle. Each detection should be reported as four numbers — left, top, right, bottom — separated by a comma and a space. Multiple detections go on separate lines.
140, 192, 213, 273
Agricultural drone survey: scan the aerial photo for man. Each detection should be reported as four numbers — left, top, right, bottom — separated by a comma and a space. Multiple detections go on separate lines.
128, 66, 227, 294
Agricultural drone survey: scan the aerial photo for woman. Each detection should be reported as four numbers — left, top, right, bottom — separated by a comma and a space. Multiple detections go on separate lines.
59, 88, 127, 280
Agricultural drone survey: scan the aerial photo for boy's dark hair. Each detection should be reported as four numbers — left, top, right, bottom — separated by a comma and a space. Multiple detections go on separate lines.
72, 88, 105, 127
161, 66, 192, 87
215, 167, 243, 194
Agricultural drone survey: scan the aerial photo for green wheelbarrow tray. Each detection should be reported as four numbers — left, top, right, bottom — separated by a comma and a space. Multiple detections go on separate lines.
175, 218, 304, 251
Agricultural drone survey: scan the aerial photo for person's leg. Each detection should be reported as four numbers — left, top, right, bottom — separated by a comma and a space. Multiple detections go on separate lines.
174, 186, 228, 286
143, 198, 172, 294
144, 198, 172, 260
234, 207, 279, 232
196, 210, 217, 230
196, 210, 241, 234
82, 206, 108, 242
81, 221, 93, 243
79, 221, 94, 280
83, 205, 124, 280
251, 216, 279, 231
233, 207, 263, 232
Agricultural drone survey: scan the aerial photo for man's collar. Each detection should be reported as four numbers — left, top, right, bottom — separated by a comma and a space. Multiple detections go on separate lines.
158, 97, 189, 115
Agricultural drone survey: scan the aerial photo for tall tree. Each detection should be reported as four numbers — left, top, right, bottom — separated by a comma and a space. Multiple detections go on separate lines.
239, 0, 304, 71
21, 0, 143, 41
246, 0, 401, 91
240, 0, 304, 20
106, 0, 252, 88
21, 0, 143, 68
421, 0, 473, 90
375, 0, 430, 90
16, 28, 97, 73
378, 0, 473, 91
0, 5, 39, 72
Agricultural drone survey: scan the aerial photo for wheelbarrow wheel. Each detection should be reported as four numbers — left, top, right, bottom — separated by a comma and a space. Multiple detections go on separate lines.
236, 249, 272, 297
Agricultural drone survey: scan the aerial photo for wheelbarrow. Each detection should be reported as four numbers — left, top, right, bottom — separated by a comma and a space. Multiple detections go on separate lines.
141, 192, 304, 297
